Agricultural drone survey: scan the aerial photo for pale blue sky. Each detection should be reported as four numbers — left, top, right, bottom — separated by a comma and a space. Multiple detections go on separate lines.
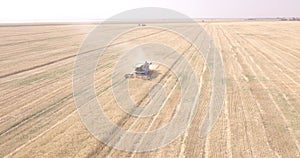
0, 0, 299, 22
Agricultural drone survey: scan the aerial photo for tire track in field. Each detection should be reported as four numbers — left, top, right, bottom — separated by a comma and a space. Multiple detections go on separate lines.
176, 43, 208, 158
1, 28, 129, 58
213, 25, 233, 158
196, 25, 211, 158
202, 25, 218, 158
0, 27, 94, 38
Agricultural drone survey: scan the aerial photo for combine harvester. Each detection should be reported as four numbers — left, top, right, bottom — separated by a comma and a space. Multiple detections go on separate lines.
124, 61, 157, 80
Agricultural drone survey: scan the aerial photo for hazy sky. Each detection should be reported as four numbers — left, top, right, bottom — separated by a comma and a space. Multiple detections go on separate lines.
0, 0, 299, 22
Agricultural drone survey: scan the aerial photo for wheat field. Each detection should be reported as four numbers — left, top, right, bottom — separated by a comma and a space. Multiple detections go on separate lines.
0, 21, 299, 157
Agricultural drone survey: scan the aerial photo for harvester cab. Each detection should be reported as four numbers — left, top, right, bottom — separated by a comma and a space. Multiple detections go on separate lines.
125, 61, 152, 80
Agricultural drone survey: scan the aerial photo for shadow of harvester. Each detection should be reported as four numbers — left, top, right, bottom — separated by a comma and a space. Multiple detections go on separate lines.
124, 70, 161, 80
